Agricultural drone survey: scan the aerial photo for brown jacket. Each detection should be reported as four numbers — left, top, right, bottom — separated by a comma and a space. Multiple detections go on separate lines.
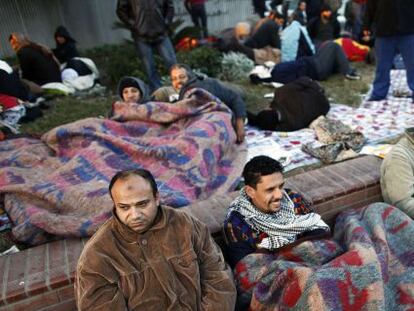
75, 206, 236, 310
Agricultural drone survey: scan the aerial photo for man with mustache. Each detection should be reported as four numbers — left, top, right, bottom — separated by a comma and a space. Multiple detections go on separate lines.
75, 169, 236, 310
169, 63, 247, 144
223, 156, 330, 268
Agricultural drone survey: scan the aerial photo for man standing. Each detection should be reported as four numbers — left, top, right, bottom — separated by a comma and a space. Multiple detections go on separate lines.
185, 0, 208, 39
117, 0, 177, 91
170, 63, 247, 143
75, 169, 236, 310
223, 156, 330, 268
363, 0, 414, 102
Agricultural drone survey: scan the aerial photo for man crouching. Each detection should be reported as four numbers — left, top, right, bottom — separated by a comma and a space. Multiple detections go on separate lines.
224, 156, 330, 268
76, 169, 236, 310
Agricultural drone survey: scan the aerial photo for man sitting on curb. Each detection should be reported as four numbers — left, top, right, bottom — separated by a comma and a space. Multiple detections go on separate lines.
381, 127, 414, 219
75, 169, 236, 310
223, 155, 330, 268
158, 63, 247, 143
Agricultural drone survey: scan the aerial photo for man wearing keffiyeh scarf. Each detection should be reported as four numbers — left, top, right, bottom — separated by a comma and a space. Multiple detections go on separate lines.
224, 155, 330, 267
228, 188, 329, 250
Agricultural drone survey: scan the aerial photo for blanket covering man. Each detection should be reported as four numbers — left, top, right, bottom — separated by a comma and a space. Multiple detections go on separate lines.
75, 169, 236, 310
0, 88, 246, 245
234, 202, 414, 310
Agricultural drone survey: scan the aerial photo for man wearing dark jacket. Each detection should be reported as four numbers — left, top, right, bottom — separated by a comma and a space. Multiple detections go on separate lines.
117, 0, 177, 91
307, 4, 340, 48
248, 77, 330, 131
250, 41, 360, 84
363, 0, 414, 102
53, 26, 79, 64
170, 63, 246, 143
245, 11, 285, 50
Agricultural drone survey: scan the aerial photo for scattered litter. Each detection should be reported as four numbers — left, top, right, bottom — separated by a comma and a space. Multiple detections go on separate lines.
359, 144, 394, 158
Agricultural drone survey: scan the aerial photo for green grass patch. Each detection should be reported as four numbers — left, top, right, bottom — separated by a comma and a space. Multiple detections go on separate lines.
21, 95, 115, 135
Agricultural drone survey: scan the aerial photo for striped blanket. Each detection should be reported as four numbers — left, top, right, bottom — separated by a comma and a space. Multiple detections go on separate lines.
0, 89, 246, 245
234, 203, 414, 310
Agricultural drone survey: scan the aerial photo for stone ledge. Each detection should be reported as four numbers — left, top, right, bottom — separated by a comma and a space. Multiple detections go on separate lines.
0, 155, 383, 310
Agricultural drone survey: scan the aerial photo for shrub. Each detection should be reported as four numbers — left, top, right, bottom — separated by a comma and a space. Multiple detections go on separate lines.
218, 52, 254, 82
177, 46, 223, 78
83, 43, 223, 90
84, 43, 146, 89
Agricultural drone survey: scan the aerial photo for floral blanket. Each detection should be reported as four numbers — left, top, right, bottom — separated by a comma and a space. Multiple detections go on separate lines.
246, 70, 413, 171
234, 203, 414, 310
0, 89, 246, 245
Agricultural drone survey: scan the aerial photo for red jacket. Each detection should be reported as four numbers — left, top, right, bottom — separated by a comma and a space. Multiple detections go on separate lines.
0, 94, 19, 110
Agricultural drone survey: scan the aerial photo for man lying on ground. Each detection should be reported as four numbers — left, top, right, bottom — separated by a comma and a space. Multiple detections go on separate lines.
75, 169, 236, 310
247, 76, 330, 131
223, 155, 330, 269
250, 40, 360, 84
155, 63, 247, 143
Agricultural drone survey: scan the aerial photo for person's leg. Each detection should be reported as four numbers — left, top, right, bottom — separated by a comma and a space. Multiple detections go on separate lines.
190, 8, 200, 28
332, 42, 352, 75
397, 34, 414, 100
198, 4, 208, 38
313, 42, 337, 80
156, 36, 177, 74
370, 36, 398, 100
134, 39, 161, 91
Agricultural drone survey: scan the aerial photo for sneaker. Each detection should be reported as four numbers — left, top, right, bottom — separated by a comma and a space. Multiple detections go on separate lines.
345, 71, 361, 80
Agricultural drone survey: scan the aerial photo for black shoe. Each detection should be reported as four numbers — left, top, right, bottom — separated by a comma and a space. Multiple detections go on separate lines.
345, 71, 361, 80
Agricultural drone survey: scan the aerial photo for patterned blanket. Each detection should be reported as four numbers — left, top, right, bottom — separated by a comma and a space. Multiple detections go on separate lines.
246, 70, 414, 171
234, 203, 414, 310
0, 89, 247, 245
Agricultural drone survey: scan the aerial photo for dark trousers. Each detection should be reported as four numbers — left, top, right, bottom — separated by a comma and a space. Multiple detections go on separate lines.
313, 41, 350, 80
189, 4, 208, 38
134, 36, 177, 91
372, 35, 414, 100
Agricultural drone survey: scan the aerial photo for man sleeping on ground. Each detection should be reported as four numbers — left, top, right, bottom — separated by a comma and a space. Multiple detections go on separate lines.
247, 77, 330, 131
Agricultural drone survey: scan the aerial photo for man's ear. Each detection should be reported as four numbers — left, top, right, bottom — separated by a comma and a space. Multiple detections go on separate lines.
245, 185, 256, 200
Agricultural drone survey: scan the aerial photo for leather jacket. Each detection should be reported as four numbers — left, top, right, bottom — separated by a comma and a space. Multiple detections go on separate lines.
116, 0, 174, 43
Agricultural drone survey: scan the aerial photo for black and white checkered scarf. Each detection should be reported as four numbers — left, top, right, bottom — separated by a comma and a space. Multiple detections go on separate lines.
228, 188, 330, 250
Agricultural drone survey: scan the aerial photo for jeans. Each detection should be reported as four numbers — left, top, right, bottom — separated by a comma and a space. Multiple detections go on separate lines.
371, 34, 414, 100
134, 36, 177, 91
189, 4, 208, 38
313, 41, 350, 80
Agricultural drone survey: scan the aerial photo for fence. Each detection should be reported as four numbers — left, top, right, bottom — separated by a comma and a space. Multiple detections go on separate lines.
0, 0, 255, 57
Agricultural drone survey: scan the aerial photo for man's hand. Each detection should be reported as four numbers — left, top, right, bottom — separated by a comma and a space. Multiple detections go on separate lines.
362, 30, 371, 42
235, 118, 245, 144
